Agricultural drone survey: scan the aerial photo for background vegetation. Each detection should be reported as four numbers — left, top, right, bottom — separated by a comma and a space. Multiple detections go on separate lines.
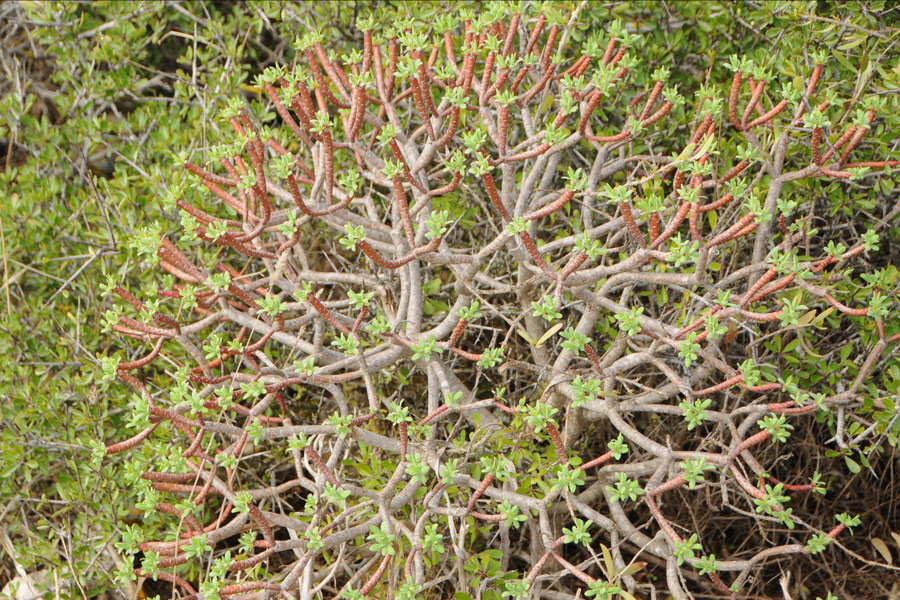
1, 1, 899, 599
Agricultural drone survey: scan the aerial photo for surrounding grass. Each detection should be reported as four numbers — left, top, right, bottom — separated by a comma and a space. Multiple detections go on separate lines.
1, 1, 898, 599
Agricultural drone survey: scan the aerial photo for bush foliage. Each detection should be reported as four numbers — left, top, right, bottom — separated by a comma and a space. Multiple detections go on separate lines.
2, 2, 900, 600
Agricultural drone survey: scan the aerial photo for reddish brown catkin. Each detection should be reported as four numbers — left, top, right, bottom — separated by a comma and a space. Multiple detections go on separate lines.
361, 554, 392, 595
559, 252, 588, 282
741, 267, 778, 306
619, 202, 647, 247
540, 26, 559, 73
649, 213, 660, 241
688, 202, 701, 241
746, 98, 788, 129
728, 69, 743, 130
524, 13, 545, 56
305, 446, 342, 487
525, 189, 574, 222
307, 294, 351, 334
544, 423, 568, 463
741, 79, 766, 129
822, 125, 857, 164
639, 80, 664, 120
729, 429, 773, 462
467, 474, 494, 511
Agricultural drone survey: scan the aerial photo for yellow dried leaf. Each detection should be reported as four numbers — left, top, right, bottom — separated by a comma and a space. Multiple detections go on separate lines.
516, 329, 535, 345
600, 543, 616, 578
837, 36, 867, 51
536, 323, 563, 347
798, 334, 825, 358
813, 307, 834, 326
796, 309, 817, 326
676, 142, 696, 162
619, 561, 646, 577
872, 537, 893, 564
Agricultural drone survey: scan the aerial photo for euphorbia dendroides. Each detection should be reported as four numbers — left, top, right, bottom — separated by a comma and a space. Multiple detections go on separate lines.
100, 6, 898, 600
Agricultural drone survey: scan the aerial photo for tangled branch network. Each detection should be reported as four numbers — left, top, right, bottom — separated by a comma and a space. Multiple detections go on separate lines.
99, 8, 899, 600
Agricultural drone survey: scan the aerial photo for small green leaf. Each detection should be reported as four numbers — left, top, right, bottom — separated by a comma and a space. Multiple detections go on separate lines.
844, 455, 861, 474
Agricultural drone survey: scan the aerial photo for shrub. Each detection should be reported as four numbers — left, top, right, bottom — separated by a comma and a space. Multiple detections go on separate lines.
4, 2, 900, 599
0, 1, 315, 596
